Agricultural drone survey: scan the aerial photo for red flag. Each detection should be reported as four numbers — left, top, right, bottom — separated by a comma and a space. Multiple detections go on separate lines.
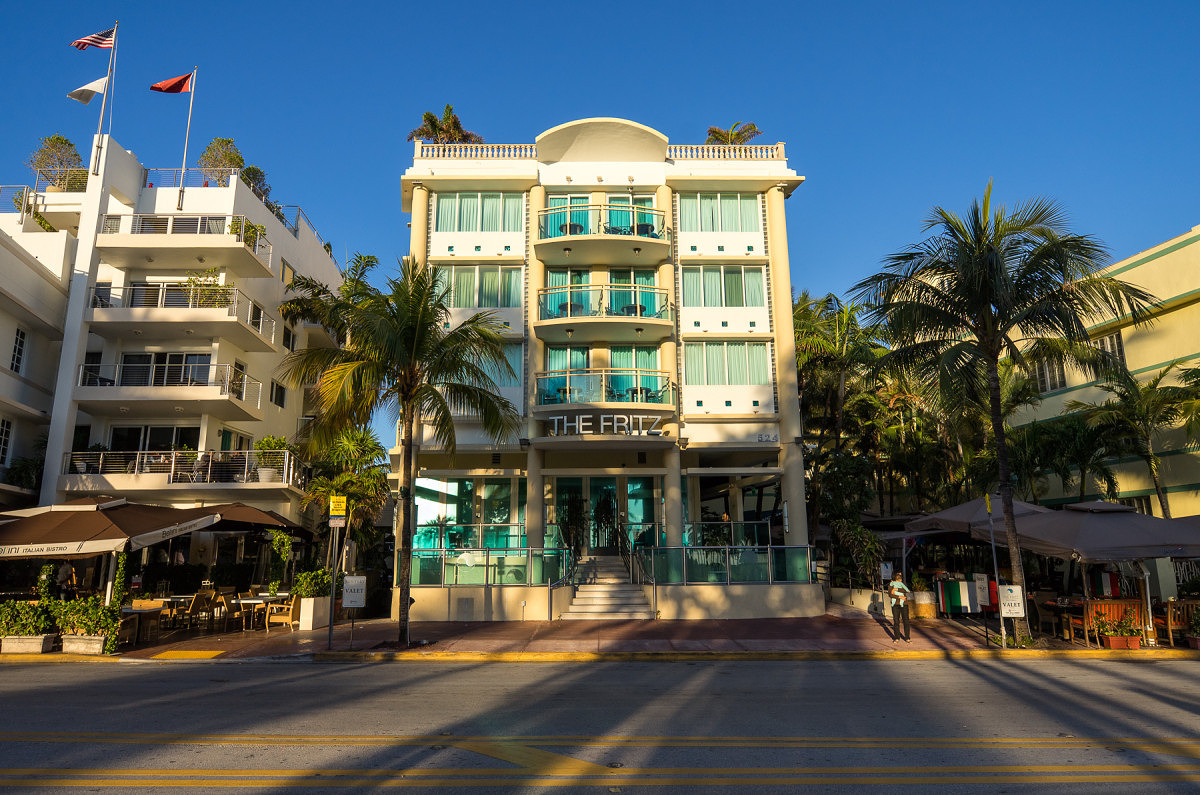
150, 73, 192, 93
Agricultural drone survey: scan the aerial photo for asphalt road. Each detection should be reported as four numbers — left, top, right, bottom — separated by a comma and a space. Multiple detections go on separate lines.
1, 658, 1198, 791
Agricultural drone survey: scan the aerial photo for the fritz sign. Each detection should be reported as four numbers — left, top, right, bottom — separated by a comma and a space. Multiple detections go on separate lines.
546, 413, 665, 436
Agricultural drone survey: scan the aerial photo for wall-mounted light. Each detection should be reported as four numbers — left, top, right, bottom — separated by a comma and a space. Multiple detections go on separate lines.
565, 328, 574, 338
678, 437, 688, 449
633, 247, 641, 256
563, 247, 571, 258
635, 327, 644, 337
145, 256, 154, 263
132, 329, 143, 336
119, 407, 130, 414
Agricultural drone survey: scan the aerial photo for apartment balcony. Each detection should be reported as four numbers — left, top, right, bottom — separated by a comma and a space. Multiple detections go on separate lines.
59, 449, 305, 498
74, 363, 264, 421
88, 283, 277, 352
534, 285, 673, 344
534, 205, 670, 266
533, 369, 676, 411
96, 214, 273, 277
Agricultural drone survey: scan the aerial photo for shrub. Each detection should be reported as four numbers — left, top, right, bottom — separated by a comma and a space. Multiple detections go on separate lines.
55, 596, 118, 637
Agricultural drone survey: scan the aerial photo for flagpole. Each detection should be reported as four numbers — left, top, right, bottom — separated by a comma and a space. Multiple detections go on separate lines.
177, 67, 197, 211
91, 20, 118, 175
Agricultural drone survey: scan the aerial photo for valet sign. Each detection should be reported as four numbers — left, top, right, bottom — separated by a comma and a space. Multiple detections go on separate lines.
546, 413, 665, 436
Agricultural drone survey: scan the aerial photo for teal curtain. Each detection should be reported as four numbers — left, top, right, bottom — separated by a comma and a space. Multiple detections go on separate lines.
610, 346, 634, 396
723, 267, 744, 307
720, 194, 739, 232
547, 347, 569, 371
679, 194, 698, 232
570, 270, 590, 315
699, 194, 719, 231
608, 195, 631, 233
684, 343, 705, 385
500, 267, 521, 307
434, 193, 456, 232
569, 346, 589, 369
705, 343, 727, 385
503, 193, 523, 231
452, 267, 475, 308
634, 196, 654, 235
743, 267, 765, 306
703, 267, 722, 307
499, 343, 522, 387
740, 194, 759, 232
481, 193, 502, 232
682, 268, 702, 307
610, 270, 633, 315
459, 193, 479, 231
478, 266, 500, 307
569, 195, 589, 233
545, 196, 567, 238
747, 343, 769, 384
634, 270, 656, 315
546, 270, 568, 317
635, 346, 658, 392
726, 342, 748, 384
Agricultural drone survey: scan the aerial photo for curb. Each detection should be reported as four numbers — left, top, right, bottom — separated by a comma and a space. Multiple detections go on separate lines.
0, 653, 123, 664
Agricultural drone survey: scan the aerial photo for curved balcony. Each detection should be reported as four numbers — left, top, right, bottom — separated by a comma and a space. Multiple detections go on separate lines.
534, 285, 673, 343
534, 204, 670, 266
533, 369, 675, 408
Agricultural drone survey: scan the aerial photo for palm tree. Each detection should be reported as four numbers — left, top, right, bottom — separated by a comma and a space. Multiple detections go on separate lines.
1050, 415, 1121, 501
853, 183, 1154, 626
279, 255, 520, 644
1065, 363, 1195, 517
705, 121, 762, 145
406, 104, 484, 144
300, 426, 390, 564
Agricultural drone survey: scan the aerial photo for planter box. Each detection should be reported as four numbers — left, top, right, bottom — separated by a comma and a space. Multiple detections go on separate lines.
2, 634, 56, 654
256, 467, 279, 483
1100, 635, 1141, 650
1186, 636, 1200, 650
298, 597, 329, 631
62, 635, 108, 655
911, 591, 936, 619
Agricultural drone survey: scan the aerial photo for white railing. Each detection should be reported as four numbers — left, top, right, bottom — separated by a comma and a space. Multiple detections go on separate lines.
666, 143, 786, 160
62, 449, 302, 487
76, 363, 263, 409
144, 168, 239, 189
99, 213, 273, 268
416, 141, 537, 159
89, 283, 275, 343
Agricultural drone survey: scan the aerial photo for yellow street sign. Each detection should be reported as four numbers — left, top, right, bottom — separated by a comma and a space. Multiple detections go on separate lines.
330, 495, 347, 517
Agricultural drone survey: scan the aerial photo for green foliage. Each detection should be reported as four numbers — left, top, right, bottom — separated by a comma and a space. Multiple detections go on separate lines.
185, 267, 233, 308
821, 451, 876, 525
268, 528, 293, 595
1179, 577, 1200, 598
1094, 609, 1139, 637
4, 456, 42, 490
230, 217, 266, 249
293, 568, 342, 599
1188, 608, 1200, 637
254, 435, 291, 452
197, 137, 244, 184
26, 134, 84, 187
54, 596, 118, 638
910, 572, 930, 592
0, 599, 54, 636
406, 104, 484, 144
705, 121, 763, 145
833, 521, 885, 589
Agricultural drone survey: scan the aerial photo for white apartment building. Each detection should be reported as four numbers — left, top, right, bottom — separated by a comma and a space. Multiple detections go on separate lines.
0, 135, 341, 547
399, 118, 822, 621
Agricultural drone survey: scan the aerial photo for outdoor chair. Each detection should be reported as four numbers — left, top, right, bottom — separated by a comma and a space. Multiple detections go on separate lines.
180, 593, 214, 631
1027, 598, 1058, 637
1154, 599, 1199, 647
116, 614, 138, 647
265, 598, 300, 633
1069, 598, 1145, 647
214, 594, 243, 633
132, 598, 173, 632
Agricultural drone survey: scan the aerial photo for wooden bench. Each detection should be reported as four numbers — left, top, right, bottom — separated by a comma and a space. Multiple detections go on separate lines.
1066, 598, 1146, 647
1154, 599, 1200, 647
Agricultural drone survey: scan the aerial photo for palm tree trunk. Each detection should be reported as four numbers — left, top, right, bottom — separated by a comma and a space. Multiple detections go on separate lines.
1146, 452, 1171, 518
987, 357, 1031, 639
396, 408, 417, 645
1078, 468, 1087, 502
835, 372, 846, 452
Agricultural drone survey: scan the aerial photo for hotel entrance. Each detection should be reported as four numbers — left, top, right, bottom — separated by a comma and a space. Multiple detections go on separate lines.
550, 475, 660, 554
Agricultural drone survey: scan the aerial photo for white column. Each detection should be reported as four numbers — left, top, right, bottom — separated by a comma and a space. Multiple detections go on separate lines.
665, 445, 683, 547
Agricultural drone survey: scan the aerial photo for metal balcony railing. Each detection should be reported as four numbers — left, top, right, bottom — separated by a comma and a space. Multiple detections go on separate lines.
536, 369, 674, 406
537, 204, 667, 241
536, 284, 671, 321
99, 213, 272, 267
410, 547, 571, 586
144, 168, 239, 189
1, 186, 30, 215
63, 449, 302, 487
34, 168, 89, 193
76, 363, 263, 408
89, 283, 276, 343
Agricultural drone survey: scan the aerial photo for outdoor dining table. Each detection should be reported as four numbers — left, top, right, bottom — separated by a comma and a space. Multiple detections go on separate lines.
233, 595, 285, 632
120, 606, 163, 644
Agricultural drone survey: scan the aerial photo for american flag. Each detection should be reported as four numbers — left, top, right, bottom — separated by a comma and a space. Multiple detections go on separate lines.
70, 28, 115, 50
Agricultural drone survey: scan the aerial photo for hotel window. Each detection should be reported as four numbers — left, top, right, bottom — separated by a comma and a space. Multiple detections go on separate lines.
681, 266, 766, 307
434, 192, 523, 233
602, 195, 655, 234
683, 342, 770, 385
609, 269, 658, 315
1117, 495, 1153, 515
1032, 357, 1066, 394
485, 343, 523, 388
1092, 330, 1125, 366
10, 328, 26, 374
678, 193, 760, 233
281, 259, 296, 287
0, 417, 10, 464
435, 265, 521, 309
546, 346, 590, 371
282, 325, 296, 352
270, 380, 287, 409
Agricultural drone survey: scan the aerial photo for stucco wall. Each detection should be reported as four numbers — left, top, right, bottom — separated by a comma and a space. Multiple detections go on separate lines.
644, 582, 825, 619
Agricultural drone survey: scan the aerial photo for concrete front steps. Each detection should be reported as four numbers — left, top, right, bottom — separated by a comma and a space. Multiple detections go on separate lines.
561, 556, 654, 620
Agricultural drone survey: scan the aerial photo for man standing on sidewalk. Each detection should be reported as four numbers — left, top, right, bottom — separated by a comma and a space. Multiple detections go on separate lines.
888, 570, 911, 643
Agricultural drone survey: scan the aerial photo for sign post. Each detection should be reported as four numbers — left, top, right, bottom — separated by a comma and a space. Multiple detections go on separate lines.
327, 496, 347, 651
342, 575, 366, 650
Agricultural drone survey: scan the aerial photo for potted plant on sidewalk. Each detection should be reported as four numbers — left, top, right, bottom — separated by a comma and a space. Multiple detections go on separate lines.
0, 564, 57, 653
1185, 610, 1200, 650
293, 568, 340, 631
909, 572, 936, 619
55, 596, 118, 655
1095, 609, 1142, 649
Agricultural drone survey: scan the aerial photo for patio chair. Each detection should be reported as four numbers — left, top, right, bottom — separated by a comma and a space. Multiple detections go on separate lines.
1027, 598, 1059, 637
132, 598, 173, 632
180, 593, 214, 631
213, 594, 243, 633
1154, 599, 1199, 647
265, 598, 300, 633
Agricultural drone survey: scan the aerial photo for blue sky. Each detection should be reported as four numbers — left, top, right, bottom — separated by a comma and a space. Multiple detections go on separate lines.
4, 2, 1198, 301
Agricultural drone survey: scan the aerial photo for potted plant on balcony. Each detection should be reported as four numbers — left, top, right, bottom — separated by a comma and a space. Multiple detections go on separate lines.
55, 596, 118, 655
1095, 609, 1142, 649
0, 564, 57, 653
254, 436, 289, 482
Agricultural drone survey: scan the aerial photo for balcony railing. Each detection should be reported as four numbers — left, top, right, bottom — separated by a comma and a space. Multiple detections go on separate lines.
1, 186, 30, 215
76, 363, 263, 408
410, 547, 571, 586
666, 143, 786, 160
632, 545, 811, 585
537, 204, 667, 241
89, 283, 275, 342
99, 213, 272, 266
34, 168, 89, 193
62, 449, 302, 486
536, 369, 674, 406
144, 168, 239, 189
536, 284, 671, 321
414, 522, 526, 550
415, 142, 537, 159
683, 520, 772, 547
412, 142, 786, 161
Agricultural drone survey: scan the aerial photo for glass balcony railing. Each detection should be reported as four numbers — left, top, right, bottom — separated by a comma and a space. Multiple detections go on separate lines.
537, 204, 667, 240
537, 285, 671, 321
683, 521, 772, 547
410, 547, 571, 586
62, 449, 303, 486
632, 546, 812, 585
412, 522, 526, 550
535, 369, 674, 406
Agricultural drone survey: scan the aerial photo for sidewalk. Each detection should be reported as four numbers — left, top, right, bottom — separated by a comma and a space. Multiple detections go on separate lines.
96, 611, 1200, 663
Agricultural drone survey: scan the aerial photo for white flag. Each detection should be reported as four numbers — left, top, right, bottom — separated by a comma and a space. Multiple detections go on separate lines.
68, 76, 108, 105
